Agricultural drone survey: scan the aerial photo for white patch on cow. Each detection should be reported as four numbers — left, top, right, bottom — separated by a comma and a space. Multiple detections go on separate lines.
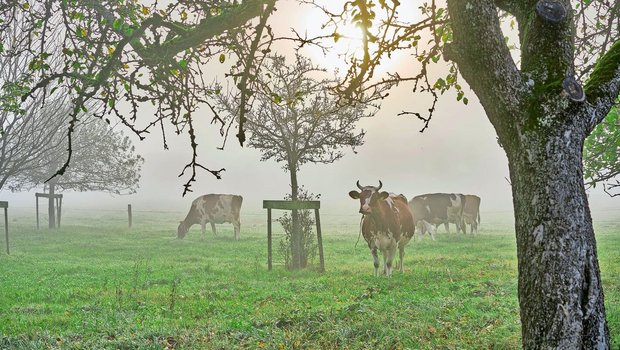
361, 197, 371, 213
532, 224, 544, 247
385, 196, 395, 210
449, 195, 462, 207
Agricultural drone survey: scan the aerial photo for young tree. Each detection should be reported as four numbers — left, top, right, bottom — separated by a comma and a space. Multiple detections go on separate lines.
215, 54, 369, 269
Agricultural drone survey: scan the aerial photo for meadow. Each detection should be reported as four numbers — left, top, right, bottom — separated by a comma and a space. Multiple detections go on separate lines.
1, 208, 619, 349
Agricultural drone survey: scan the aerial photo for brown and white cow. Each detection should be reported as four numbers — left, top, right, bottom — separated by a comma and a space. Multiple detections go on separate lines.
461, 194, 481, 234
408, 193, 465, 238
177, 194, 243, 240
349, 181, 415, 276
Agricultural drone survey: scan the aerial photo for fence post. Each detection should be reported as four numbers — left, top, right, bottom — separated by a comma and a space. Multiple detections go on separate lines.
36, 195, 39, 230
1, 201, 8, 255
128, 204, 132, 228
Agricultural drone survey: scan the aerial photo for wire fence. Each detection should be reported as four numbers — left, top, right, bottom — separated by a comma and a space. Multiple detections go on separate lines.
3, 204, 620, 236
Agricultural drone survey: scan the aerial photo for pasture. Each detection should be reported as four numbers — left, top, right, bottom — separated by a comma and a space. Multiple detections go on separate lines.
1, 208, 619, 349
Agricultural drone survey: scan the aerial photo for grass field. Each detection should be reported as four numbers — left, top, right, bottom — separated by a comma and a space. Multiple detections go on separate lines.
0, 208, 619, 349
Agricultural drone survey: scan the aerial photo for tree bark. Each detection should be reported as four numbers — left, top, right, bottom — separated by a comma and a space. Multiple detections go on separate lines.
444, 1, 616, 347
505, 115, 608, 349
289, 162, 302, 270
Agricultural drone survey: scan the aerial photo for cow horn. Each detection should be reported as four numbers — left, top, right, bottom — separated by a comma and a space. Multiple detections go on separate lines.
377, 180, 383, 191
356, 180, 363, 190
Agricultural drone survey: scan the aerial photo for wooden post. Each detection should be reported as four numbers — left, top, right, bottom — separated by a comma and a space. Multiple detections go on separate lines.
0, 201, 8, 255
48, 183, 55, 229
55, 197, 62, 228
128, 204, 132, 228
263, 200, 323, 272
267, 208, 272, 271
36, 195, 39, 230
315, 208, 325, 272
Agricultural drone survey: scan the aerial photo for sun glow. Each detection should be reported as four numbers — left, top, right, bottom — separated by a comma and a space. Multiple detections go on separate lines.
299, 1, 421, 77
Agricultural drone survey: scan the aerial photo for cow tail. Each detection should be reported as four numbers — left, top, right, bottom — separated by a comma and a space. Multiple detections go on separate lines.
355, 216, 363, 248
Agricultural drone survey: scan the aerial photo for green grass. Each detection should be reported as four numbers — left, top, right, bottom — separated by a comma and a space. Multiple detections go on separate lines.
0, 209, 619, 349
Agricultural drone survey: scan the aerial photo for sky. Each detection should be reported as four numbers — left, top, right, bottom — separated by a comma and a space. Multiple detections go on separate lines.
1, 0, 618, 218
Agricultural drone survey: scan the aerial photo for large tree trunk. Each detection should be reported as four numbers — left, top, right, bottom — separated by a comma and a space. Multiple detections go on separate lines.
443, 1, 618, 347
505, 117, 608, 348
444, 0, 620, 344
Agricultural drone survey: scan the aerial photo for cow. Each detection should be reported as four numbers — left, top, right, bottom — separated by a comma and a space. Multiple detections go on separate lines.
461, 194, 481, 234
408, 193, 466, 238
349, 180, 415, 276
177, 194, 243, 240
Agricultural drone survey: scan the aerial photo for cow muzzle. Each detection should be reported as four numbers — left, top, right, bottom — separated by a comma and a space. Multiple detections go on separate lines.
359, 208, 372, 215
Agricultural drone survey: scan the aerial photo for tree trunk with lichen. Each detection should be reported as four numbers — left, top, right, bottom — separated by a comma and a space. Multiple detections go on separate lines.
445, 0, 619, 347
505, 109, 608, 348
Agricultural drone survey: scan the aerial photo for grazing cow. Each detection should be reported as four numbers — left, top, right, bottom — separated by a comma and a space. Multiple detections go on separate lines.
349, 181, 415, 276
461, 195, 481, 234
177, 194, 243, 240
408, 193, 466, 238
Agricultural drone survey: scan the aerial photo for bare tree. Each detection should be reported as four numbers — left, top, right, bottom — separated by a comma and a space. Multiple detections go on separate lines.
216, 54, 370, 269
0, 0, 279, 194
0, 10, 143, 228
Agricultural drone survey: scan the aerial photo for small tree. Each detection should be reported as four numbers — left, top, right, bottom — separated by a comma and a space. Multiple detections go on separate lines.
277, 188, 319, 270
216, 54, 372, 269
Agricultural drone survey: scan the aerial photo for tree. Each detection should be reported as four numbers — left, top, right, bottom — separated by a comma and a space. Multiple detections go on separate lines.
13, 117, 144, 229
215, 54, 368, 269
4, 0, 620, 347
584, 106, 620, 197
0, 6, 144, 229
0, 0, 279, 195
322, 0, 618, 347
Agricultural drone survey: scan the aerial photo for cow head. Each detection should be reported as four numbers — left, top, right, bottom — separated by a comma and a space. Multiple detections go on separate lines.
349, 180, 389, 215
177, 221, 189, 239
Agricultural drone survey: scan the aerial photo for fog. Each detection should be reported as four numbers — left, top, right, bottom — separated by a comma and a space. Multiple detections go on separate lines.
1, 1, 618, 219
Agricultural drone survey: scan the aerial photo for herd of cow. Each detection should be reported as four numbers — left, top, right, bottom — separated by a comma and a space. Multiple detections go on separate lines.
349, 181, 481, 276
175, 182, 481, 276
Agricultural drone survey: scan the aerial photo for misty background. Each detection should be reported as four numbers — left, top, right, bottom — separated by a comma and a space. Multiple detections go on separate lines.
1, 1, 618, 220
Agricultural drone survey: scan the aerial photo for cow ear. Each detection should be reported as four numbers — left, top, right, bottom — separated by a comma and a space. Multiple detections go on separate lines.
349, 190, 360, 199
379, 191, 390, 200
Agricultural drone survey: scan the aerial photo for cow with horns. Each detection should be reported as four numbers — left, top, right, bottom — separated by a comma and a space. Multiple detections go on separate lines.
349, 181, 415, 276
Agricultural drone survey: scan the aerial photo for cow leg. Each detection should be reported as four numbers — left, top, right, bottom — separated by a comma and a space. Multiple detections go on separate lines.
233, 221, 240, 240
384, 246, 396, 277
371, 248, 380, 277
200, 221, 207, 235
443, 222, 450, 233
398, 245, 405, 272
425, 221, 436, 241
210, 222, 217, 236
